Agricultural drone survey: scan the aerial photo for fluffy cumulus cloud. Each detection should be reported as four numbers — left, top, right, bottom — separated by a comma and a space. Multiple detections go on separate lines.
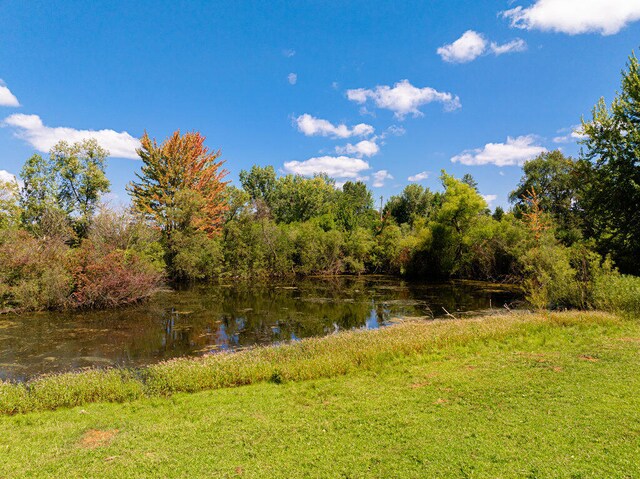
0, 80, 20, 107
408, 171, 429, 182
372, 170, 393, 187
288, 73, 297, 85
553, 124, 587, 143
0, 169, 18, 184
451, 135, 547, 166
502, 0, 640, 35
437, 30, 526, 63
295, 114, 374, 139
437, 30, 487, 63
2, 114, 140, 159
335, 139, 380, 158
283, 155, 370, 178
482, 194, 498, 205
346, 80, 460, 119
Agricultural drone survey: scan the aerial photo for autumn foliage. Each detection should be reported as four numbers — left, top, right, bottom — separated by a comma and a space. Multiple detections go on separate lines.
128, 131, 229, 237
69, 241, 163, 309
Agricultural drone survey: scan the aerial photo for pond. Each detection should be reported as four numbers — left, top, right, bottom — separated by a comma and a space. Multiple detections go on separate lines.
0, 276, 521, 381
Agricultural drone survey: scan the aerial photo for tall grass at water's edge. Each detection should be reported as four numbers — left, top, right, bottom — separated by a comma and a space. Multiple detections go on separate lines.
0, 311, 624, 415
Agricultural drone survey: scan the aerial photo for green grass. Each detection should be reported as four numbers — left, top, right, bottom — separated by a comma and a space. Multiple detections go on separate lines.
1, 311, 639, 477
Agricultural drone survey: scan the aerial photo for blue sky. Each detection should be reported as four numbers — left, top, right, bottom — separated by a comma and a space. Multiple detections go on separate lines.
1, 0, 640, 208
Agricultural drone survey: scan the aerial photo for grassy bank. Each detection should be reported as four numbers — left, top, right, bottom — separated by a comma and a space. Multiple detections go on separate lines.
1, 311, 639, 477
0, 311, 618, 415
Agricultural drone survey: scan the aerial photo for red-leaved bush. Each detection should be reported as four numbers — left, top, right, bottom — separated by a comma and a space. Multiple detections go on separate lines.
69, 241, 163, 309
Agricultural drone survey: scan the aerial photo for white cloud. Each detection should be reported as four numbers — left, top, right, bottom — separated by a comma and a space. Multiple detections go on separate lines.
451, 135, 547, 166
372, 170, 393, 187
437, 31, 527, 63
3, 114, 140, 159
283, 156, 370, 178
295, 113, 374, 139
437, 30, 488, 63
490, 38, 528, 55
0, 170, 18, 184
383, 125, 406, 137
482, 194, 497, 205
553, 124, 587, 143
335, 139, 380, 158
346, 79, 460, 119
408, 171, 429, 182
0, 80, 20, 107
502, 0, 640, 35
283, 49, 296, 57
288, 73, 297, 85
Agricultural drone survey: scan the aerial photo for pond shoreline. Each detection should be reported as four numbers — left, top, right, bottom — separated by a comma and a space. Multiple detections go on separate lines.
0, 310, 621, 415
0, 277, 521, 381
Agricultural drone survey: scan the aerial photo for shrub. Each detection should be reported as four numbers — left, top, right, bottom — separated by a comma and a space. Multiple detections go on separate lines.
0, 229, 72, 311
592, 273, 640, 314
68, 240, 164, 309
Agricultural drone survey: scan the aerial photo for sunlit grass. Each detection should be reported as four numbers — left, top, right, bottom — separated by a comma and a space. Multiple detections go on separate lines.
1, 310, 639, 478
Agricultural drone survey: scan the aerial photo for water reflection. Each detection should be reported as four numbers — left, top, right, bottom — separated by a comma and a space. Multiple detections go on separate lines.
0, 276, 520, 381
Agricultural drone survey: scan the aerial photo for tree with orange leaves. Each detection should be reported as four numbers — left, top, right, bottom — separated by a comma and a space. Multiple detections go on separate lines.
128, 131, 229, 239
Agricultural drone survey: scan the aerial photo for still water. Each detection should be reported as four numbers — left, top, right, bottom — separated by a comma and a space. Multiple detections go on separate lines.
0, 276, 520, 381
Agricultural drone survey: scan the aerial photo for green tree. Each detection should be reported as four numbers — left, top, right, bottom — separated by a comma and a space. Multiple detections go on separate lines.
270, 174, 336, 224
19, 153, 59, 229
336, 181, 375, 231
19, 140, 110, 237
49, 139, 110, 236
384, 184, 435, 226
461, 173, 479, 191
0, 178, 21, 229
239, 165, 277, 204
401, 173, 487, 279
509, 150, 583, 244
581, 51, 640, 273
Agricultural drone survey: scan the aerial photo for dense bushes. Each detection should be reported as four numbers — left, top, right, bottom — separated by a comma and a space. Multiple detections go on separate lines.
69, 242, 163, 309
0, 213, 163, 313
0, 229, 71, 311
592, 273, 640, 314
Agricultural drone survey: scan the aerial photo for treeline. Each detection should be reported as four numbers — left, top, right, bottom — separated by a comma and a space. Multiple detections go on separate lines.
1, 51, 639, 313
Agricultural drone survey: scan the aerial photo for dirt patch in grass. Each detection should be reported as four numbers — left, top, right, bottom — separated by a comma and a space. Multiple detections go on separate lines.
579, 355, 599, 362
79, 429, 119, 449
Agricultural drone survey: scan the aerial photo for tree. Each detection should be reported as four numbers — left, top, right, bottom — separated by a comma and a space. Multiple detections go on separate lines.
128, 131, 229, 238
269, 174, 336, 224
239, 165, 277, 204
0, 178, 21, 229
384, 184, 435, 226
336, 181, 375, 231
509, 150, 583, 244
19, 140, 110, 237
49, 139, 110, 236
461, 173, 479, 191
428, 172, 488, 276
581, 51, 640, 273
19, 153, 59, 229
492, 206, 505, 222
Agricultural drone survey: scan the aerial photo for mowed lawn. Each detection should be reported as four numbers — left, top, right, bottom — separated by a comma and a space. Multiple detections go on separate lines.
1, 313, 639, 478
